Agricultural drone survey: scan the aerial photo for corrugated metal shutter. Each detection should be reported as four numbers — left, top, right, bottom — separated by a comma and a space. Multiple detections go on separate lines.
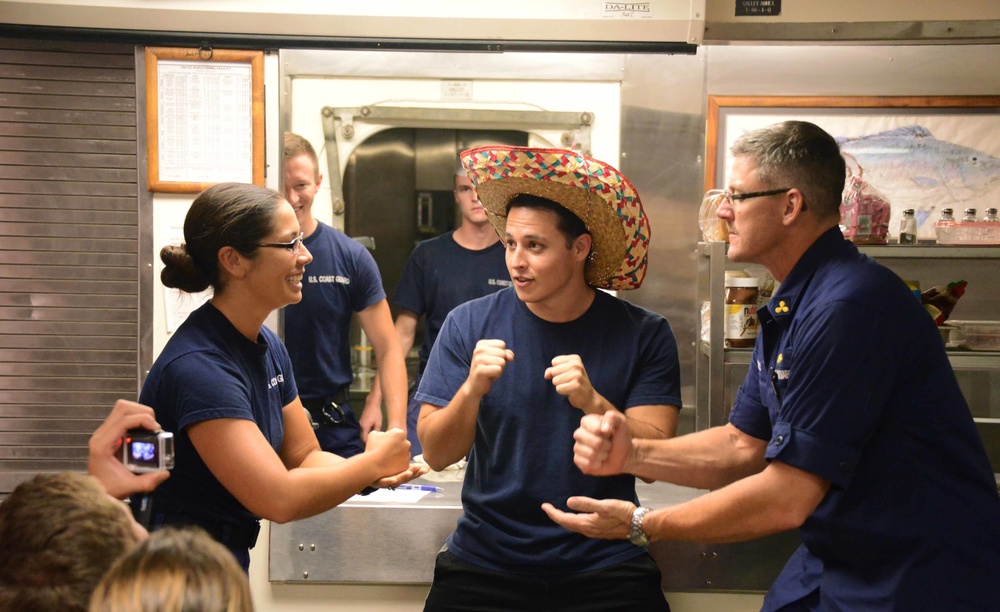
0, 38, 143, 495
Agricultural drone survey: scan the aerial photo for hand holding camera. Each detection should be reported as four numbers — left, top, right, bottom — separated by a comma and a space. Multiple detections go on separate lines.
88, 400, 172, 500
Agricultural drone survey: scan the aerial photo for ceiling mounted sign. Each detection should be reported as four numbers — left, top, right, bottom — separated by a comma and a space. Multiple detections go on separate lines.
735, 0, 781, 17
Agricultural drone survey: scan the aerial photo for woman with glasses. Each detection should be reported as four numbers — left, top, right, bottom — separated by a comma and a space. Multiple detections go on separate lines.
139, 182, 425, 570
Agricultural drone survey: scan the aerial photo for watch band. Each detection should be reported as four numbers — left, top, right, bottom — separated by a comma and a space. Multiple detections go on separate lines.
628, 506, 651, 547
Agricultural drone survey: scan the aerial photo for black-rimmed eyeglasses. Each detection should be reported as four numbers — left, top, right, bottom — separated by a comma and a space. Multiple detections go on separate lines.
256, 232, 304, 256
723, 188, 792, 205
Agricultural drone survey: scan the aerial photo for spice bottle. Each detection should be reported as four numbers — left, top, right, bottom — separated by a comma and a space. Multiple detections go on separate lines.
984, 208, 999, 223
962, 208, 978, 223
939, 208, 956, 224
724, 277, 759, 348
899, 209, 917, 244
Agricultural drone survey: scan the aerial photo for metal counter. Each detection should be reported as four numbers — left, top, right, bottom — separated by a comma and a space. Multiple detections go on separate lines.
269, 473, 800, 591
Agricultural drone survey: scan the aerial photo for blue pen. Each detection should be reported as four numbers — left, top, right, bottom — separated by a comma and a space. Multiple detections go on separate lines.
395, 484, 443, 492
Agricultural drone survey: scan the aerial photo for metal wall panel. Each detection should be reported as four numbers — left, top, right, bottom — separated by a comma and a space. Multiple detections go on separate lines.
0, 38, 140, 495
619, 49, 708, 433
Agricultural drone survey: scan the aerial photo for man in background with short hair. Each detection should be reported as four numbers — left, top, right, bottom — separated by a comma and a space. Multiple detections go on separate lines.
282, 132, 408, 457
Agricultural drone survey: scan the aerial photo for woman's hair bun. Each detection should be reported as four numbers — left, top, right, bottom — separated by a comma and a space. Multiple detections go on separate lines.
159, 244, 210, 293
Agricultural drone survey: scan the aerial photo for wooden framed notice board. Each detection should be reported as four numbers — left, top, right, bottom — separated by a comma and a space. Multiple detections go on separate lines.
145, 47, 265, 193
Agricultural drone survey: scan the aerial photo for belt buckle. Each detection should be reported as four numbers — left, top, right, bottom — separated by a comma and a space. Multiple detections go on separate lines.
321, 401, 346, 425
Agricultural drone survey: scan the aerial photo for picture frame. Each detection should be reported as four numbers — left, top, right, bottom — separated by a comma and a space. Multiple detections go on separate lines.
145, 47, 265, 193
705, 95, 1000, 239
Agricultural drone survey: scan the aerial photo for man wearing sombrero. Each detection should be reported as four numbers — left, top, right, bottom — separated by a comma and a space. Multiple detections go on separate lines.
415, 146, 682, 610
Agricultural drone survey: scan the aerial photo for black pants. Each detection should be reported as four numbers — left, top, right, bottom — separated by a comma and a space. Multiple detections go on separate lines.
423, 548, 671, 612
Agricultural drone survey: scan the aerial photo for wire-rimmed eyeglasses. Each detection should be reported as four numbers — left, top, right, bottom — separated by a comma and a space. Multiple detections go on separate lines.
256, 232, 305, 256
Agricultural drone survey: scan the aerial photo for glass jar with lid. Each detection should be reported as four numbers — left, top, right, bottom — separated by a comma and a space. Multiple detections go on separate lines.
939, 208, 956, 223
724, 276, 759, 349
962, 208, 978, 223
984, 208, 999, 223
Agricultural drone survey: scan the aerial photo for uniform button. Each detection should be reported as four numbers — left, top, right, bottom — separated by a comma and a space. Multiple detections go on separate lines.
774, 435, 784, 446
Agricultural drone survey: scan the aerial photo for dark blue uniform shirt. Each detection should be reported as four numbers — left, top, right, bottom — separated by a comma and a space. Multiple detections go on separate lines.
140, 302, 296, 569
729, 227, 1000, 611
417, 289, 682, 574
283, 221, 384, 400
392, 231, 510, 375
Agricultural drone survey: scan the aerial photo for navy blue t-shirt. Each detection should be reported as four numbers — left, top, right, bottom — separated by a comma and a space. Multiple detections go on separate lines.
416, 288, 682, 574
729, 227, 1000, 611
139, 302, 297, 526
392, 232, 510, 374
283, 222, 385, 400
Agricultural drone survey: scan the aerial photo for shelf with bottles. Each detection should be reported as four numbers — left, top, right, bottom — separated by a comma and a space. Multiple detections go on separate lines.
856, 244, 1000, 368
697, 240, 1000, 373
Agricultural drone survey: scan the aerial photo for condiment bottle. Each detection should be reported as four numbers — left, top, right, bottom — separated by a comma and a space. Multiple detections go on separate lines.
962, 208, 978, 223
939, 208, 956, 223
984, 208, 999, 223
899, 208, 917, 244
724, 277, 759, 349
921, 280, 968, 326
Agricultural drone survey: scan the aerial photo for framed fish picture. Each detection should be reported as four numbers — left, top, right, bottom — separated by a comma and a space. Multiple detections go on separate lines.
706, 96, 1000, 241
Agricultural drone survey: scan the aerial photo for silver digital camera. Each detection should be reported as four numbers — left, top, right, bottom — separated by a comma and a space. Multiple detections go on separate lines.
122, 428, 175, 473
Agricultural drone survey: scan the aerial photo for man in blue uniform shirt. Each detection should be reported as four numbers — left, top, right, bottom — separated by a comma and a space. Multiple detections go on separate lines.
547, 120, 1000, 611
417, 146, 682, 611
282, 133, 408, 457
365, 166, 510, 458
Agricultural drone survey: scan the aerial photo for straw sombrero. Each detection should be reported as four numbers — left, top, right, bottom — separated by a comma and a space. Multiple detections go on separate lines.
460, 146, 649, 291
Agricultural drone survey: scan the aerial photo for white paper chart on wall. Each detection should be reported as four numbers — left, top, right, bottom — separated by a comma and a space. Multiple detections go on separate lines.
156, 59, 254, 184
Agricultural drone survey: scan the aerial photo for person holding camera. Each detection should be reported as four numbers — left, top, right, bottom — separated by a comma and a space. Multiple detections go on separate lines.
88, 399, 171, 500
140, 182, 425, 571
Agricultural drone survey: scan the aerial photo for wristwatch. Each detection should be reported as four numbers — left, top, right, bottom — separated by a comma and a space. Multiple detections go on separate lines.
628, 506, 651, 547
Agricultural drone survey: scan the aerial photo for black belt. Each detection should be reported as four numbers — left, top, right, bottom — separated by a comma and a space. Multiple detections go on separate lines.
302, 389, 352, 426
